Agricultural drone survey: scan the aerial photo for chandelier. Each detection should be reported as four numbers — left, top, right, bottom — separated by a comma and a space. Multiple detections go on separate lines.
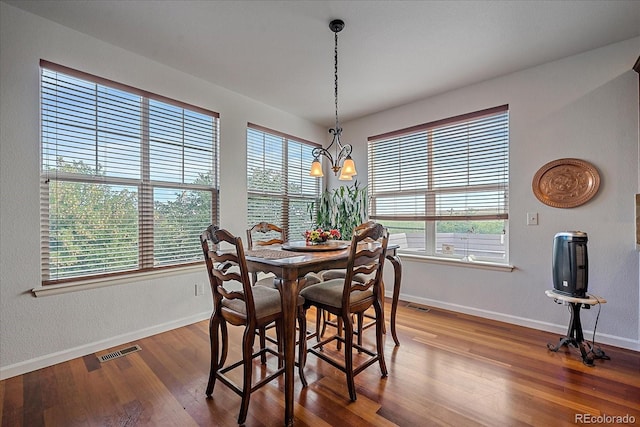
309, 19, 357, 180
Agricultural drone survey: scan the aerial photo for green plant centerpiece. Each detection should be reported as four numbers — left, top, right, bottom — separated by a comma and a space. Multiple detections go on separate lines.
309, 181, 368, 240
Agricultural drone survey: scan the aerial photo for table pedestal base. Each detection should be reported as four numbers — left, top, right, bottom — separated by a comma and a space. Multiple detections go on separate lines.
546, 301, 609, 366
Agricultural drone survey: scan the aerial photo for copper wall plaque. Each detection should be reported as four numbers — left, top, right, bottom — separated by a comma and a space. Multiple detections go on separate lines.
532, 158, 600, 208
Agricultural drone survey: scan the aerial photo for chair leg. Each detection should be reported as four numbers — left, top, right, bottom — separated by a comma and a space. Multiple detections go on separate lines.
374, 298, 388, 377
259, 326, 267, 364
238, 326, 256, 424
219, 320, 228, 370
315, 308, 323, 344
297, 307, 308, 387
317, 309, 326, 341
356, 312, 364, 348
206, 314, 223, 397
342, 314, 357, 401
274, 319, 284, 369
336, 316, 343, 350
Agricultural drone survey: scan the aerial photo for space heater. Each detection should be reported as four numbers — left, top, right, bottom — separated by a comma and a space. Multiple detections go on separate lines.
552, 231, 588, 297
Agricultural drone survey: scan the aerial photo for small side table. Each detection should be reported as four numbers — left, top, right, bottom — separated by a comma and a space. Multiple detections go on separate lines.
545, 289, 610, 366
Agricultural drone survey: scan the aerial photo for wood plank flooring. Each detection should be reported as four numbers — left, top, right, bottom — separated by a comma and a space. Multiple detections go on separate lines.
2, 300, 639, 426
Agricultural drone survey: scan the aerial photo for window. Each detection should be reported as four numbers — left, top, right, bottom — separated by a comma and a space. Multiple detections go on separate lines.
247, 124, 321, 241
368, 105, 509, 263
40, 60, 219, 285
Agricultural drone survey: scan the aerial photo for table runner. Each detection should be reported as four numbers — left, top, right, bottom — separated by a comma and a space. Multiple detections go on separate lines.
245, 249, 302, 259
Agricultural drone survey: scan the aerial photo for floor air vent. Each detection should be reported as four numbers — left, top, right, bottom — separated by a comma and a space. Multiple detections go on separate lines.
407, 303, 430, 313
98, 345, 142, 363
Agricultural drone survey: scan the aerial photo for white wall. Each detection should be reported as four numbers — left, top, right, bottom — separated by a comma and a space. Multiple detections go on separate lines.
1, 3, 638, 380
0, 3, 325, 379
340, 36, 640, 351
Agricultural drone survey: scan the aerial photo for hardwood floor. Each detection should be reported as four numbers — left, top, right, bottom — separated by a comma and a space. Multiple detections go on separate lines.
2, 300, 639, 426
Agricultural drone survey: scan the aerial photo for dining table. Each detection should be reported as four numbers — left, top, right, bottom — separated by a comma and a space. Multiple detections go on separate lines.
244, 240, 401, 426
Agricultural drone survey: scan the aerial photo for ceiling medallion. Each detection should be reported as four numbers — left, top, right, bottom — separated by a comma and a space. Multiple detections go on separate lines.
532, 158, 600, 208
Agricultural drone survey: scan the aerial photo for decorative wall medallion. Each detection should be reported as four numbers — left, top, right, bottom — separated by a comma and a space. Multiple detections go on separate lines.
532, 158, 600, 208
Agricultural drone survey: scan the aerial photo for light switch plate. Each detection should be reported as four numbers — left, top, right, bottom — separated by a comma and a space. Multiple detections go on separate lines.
527, 212, 538, 226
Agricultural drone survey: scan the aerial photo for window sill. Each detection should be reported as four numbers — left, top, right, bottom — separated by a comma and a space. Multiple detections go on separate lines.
397, 252, 514, 272
32, 264, 204, 297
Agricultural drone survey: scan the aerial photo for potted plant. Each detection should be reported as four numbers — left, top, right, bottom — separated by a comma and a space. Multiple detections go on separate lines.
309, 181, 368, 239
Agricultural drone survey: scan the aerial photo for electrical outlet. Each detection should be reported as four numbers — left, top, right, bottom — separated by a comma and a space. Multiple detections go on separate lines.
195, 283, 204, 296
527, 212, 538, 226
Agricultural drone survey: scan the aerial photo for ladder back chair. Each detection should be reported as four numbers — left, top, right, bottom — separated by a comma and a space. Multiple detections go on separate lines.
199, 225, 307, 424
246, 221, 322, 288
300, 222, 389, 401
245, 222, 321, 353
316, 221, 378, 345
246, 222, 285, 288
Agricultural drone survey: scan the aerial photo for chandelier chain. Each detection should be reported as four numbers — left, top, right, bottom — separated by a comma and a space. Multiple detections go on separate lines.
334, 30, 340, 134
309, 19, 356, 179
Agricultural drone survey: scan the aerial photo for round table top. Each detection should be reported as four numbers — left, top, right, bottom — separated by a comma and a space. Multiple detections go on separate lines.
545, 289, 606, 305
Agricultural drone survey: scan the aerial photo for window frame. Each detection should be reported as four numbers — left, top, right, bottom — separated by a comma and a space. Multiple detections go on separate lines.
246, 123, 321, 241
368, 105, 509, 265
39, 60, 220, 286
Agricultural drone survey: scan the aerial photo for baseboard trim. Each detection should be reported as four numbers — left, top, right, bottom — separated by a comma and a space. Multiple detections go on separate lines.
394, 293, 640, 352
3, 293, 638, 380
0, 312, 210, 381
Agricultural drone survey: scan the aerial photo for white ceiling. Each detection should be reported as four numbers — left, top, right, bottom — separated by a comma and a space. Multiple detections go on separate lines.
6, 0, 640, 127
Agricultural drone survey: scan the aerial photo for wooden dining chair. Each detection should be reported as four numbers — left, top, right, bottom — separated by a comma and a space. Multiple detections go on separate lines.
315, 221, 377, 345
246, 222, 286, 288
299, 222, 389, 401
246, 221, 285, 247
199, 225, 307, 424
246, 221, 322, 287
245, 221, 321, 354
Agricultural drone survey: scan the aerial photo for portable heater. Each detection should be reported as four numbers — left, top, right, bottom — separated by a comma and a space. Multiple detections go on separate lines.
552, 231, 588, 297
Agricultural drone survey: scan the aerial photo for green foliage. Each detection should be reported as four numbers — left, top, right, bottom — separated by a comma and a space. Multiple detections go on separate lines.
436, 220, 504, 234
381, 219, 504, 235
310, 181, 368, 239
46, 158, 214, 278
247, 168, 283, 193
247, 167, 318, 239
153, 187, 213, 264
49, 159, 139, 275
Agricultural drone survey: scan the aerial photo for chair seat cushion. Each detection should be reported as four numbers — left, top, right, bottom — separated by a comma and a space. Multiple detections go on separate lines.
222, 285, 304, 319
300, 278, 372, 309
302, 272, 322, 288
255, 273, 322, 288
320, 269, 368, 283
254, 276, 276, 287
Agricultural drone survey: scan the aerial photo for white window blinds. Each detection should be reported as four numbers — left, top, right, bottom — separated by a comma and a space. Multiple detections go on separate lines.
40, 60, 219, 284
368, 105, 509, 222
247, 124, 320, 241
